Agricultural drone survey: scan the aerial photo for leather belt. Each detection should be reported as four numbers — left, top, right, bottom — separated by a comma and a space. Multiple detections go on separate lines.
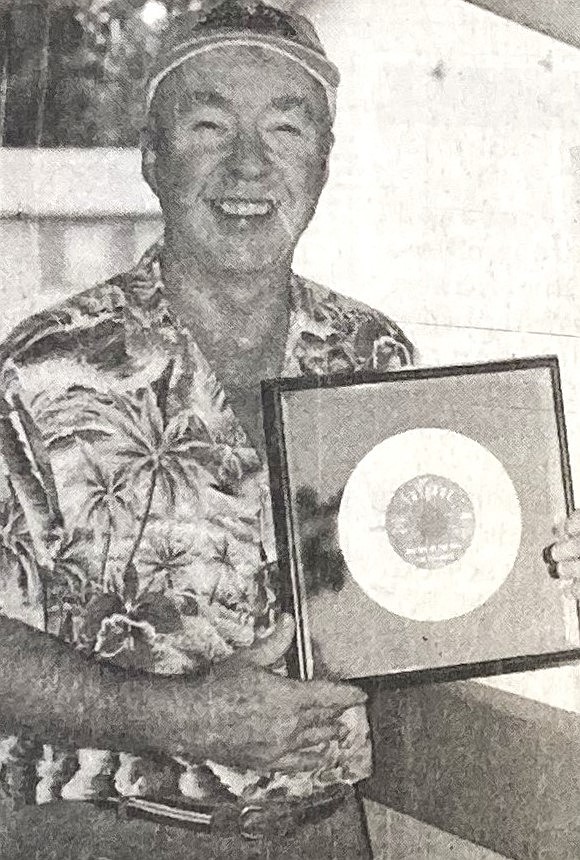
92, 786, 347, 841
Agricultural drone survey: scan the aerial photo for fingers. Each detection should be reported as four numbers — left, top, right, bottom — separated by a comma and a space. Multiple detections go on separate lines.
552, 511, 580, 543
245, 613, 295, 668
543, 524, 580, 595
554, 560, 580, 600
549, 537, 580, 564
555, 559, 580, 580
297, 679, 367, 713
564, 511, 580, 538
272, 749, 333, 774
286, 725, 336, 753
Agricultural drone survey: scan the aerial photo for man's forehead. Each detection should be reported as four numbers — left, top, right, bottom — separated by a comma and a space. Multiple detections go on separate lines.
163, 44, 327, 110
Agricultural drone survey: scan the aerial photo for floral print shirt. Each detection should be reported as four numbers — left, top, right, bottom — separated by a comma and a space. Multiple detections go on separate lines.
0, 241, 413, 808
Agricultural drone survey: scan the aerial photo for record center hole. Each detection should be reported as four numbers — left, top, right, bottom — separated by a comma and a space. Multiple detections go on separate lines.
417, 503, 448, 545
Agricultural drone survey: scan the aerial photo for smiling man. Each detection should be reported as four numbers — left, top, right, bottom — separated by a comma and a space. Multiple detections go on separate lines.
0, 2, 417, 859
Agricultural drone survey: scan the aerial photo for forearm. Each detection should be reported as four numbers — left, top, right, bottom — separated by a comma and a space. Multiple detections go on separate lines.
0, 614, 210, 760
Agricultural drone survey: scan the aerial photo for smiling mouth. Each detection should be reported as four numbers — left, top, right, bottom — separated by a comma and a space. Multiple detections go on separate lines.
210, 198, 277, 218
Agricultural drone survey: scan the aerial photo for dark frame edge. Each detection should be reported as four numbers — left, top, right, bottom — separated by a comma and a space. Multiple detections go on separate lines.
262, 353, 562, 395
261, 380, 311, 681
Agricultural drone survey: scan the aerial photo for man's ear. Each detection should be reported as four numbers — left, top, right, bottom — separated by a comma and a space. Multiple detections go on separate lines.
141, 135, 158, 197
320, 130, 334, 189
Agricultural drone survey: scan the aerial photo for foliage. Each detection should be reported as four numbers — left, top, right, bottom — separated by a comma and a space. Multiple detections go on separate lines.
106, 388, 213, 507
138, 526, 200, 588
78, 445, 132, 526
0, 491, 39, 605
4, 0, 207, 146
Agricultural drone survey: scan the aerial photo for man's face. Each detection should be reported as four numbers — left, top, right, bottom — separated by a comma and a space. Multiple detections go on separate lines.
145, 45, 333, 274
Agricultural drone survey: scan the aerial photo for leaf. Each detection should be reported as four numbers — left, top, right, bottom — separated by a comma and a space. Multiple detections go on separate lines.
298, 331, 325, 347
164, 458, 200, 498
78, 442, 108, 487
102, 637, 155, 672
178, 591, 199, 617
98, 393, 153, 451
95, 618, 156, 672
81, 592, 125, 641
0, 392, 59, 570
32, 387, 116, 449
134, 593, 183, 634
123, 561, 139, 604
153, 358, 175, 428
158, 468, 178, 508
16, 558, 29, 602
10, 394, 63, 528
115, 445, 152, 463
139, 389, 164, 447
58, 606, 75, 642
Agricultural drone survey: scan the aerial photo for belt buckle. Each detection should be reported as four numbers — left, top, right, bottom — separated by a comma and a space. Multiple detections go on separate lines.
239, 804, 265, 841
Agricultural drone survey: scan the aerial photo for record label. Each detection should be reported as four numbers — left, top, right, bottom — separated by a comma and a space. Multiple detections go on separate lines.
337, 428, 522, 622
385, 474, 476, 569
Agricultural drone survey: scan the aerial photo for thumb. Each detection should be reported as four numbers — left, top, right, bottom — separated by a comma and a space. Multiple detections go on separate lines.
245, 613, 296, 668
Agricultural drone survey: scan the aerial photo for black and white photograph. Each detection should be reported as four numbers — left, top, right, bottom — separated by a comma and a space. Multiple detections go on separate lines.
1, 0, 580, 857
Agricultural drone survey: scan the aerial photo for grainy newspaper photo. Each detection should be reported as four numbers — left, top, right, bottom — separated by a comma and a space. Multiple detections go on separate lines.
0, 1, 579, 858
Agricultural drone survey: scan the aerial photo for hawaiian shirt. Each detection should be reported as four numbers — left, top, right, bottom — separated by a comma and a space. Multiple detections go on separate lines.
0, 241, 413, 808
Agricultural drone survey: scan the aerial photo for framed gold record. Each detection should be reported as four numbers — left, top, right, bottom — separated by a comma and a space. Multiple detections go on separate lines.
262, 356, 580, 685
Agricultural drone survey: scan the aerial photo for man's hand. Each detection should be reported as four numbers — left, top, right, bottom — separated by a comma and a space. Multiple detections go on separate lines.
545, 511, 580, 598
191, 661, 366, 774
161, 616, 366, 775
0, 612, 366, 778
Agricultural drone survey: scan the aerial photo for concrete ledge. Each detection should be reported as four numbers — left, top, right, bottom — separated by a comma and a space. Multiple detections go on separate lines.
362, 678, 580, 860
0, 149, 160, 219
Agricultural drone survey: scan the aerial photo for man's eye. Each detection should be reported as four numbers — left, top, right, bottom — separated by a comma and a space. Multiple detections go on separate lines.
193, 121, 222, 131
273, 124, 302, 137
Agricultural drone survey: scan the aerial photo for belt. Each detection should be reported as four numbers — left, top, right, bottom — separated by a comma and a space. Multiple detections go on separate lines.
92, 786, 347, 841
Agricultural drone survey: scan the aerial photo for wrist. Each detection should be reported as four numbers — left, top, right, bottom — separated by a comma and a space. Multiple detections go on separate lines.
114, 670, 215, 763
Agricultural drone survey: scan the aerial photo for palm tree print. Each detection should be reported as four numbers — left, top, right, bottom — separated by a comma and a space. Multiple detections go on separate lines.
0, 490, 38, 605
138, 527, 200, 589
51, 530, 95, 641
98, 389, 214, 575
77, 446, 132, 589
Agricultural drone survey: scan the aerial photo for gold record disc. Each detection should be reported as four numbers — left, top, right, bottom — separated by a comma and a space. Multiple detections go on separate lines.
337, 428, 522, 621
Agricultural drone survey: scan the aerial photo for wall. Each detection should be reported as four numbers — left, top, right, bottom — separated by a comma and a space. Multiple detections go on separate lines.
0, 148, 161, 330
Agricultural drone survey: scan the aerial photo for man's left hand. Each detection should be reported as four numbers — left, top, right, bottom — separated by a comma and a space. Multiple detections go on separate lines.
545, 511, 580, 598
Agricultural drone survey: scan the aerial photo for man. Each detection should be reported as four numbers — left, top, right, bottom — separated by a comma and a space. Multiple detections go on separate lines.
0, 2, 577, 858
0, 3, 414, 858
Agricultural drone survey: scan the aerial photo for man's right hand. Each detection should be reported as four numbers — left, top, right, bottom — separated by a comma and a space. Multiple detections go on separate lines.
0, 613, 366, 777
168, 661, 366, 775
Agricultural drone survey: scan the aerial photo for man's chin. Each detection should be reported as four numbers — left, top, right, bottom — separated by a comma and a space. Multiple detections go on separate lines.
205, 247, 290, 275
195, 232, 294, 275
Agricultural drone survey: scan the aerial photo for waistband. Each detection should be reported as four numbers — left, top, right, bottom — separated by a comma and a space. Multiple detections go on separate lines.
93, 785, 348, 841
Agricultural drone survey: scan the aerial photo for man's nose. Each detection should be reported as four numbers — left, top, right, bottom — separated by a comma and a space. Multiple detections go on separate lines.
227, 127, 270, 180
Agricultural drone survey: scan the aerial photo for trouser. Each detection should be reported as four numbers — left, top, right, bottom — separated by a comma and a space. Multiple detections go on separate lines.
0, 787, 372, 859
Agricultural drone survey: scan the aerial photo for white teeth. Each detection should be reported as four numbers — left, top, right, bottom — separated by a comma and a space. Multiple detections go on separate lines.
215, 199, 273, 217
